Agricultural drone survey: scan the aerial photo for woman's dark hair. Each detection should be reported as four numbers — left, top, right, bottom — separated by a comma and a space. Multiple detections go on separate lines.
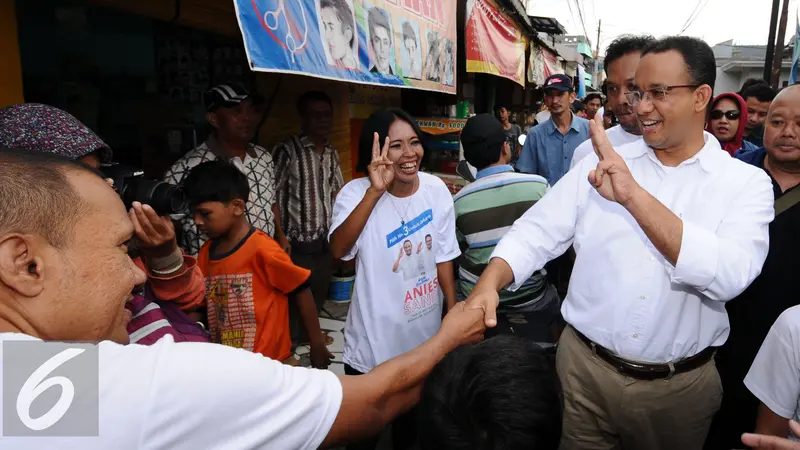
356, 108, 428, 173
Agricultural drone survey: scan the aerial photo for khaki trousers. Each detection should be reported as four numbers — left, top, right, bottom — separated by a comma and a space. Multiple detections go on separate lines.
557, 327, 723, 450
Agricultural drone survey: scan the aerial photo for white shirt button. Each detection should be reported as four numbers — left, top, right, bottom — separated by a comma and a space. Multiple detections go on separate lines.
639, 296, 646, 300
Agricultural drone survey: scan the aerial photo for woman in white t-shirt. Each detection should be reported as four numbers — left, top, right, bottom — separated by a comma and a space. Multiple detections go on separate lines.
329, 108, 460, 450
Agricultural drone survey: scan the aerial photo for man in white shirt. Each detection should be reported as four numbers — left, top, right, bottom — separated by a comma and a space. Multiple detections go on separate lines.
466, 36, 774, 449
0, 149, 486, 449
744, 305, 800, 444
570, 36, 654, 169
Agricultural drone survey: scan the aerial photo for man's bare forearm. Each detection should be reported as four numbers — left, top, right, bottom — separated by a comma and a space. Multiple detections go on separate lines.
623, 187, 683, 266
474, 257, 515, 292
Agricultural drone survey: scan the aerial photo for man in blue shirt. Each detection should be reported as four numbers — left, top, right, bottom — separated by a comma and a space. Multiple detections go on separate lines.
517, 74, 590, 184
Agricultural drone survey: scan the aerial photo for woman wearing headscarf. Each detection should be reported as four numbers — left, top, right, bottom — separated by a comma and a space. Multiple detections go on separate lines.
329, 108, 460, 450
706, 92, 760, 157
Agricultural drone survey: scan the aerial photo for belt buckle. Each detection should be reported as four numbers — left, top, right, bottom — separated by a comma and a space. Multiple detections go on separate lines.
590, 342, 598, 356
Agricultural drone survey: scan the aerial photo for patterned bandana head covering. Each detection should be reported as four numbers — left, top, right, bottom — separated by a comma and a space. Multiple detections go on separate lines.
0, 103, 112, 161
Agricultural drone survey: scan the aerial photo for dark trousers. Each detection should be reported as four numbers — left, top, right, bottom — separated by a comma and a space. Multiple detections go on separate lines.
704, 356, 761, 450
289, 248, 333, 343
344, 364, 418, 450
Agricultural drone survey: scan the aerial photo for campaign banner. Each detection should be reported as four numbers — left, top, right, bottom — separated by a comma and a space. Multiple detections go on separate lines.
234, 0, 457, 94
465, 0, 527, 87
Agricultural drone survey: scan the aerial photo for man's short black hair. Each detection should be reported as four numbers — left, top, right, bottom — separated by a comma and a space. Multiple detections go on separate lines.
297, 91, 333, 116
418, 335, 562, 450
741, 83, 777, 103
604, 35, 656, 72
584, 93, 603, 104
641, 36, 716, 91
0, 149, 97, 248
739, 78, 769, 95
183, 161, 250, 208
572, 100, 586, 113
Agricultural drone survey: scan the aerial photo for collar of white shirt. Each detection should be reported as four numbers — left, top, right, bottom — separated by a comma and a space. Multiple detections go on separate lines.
615, 131, 726, 174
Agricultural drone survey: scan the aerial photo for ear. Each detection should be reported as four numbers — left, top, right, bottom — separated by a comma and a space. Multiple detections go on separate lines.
344, 25, 354, 45
502, 142, 512, 160
231, 199, 247, 217
569, 92, 577, 103
0, 234, 47, 298
695, 85, 714, 114
206, 111, 219, 129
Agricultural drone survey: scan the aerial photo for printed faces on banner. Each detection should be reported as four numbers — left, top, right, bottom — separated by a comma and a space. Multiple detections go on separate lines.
314, 0, 454, 85
318, 0, 360, 70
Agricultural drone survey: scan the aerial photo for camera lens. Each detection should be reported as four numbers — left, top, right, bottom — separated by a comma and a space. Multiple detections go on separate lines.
124, 178, 187, 216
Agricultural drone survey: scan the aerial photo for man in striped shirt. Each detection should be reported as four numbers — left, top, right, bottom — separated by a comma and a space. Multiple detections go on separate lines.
455, 114, 562, 344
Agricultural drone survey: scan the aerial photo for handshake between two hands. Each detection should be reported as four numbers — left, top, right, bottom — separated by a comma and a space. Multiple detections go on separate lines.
437, 288, 500, 349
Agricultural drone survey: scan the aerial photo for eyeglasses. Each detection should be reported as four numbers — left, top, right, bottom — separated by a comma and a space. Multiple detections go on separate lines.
624, 85, 700, 106
709, 110, 741, 121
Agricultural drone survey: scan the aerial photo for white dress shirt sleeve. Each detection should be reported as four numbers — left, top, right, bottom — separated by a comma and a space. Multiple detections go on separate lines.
491, 161, 581, 291
667, 168, 774, 301
744, 306, 800, 419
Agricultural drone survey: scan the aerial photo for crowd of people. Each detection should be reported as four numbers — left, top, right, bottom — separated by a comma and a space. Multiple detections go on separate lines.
0, 29, 799, 450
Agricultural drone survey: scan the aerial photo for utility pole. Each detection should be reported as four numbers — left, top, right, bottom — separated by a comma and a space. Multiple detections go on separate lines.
772, 0, 791, 88
594, 19, 601, 89
765, 0, 781, 82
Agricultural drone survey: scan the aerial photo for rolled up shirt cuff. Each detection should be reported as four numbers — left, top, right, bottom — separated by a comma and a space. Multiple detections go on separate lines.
667, 221, 718, 290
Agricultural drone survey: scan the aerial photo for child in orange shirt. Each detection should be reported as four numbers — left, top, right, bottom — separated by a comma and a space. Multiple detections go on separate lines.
183, 161, 333, 368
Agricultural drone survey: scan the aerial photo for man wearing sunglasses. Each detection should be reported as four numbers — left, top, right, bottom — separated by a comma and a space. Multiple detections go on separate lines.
705, 92, 759, 157
466, 36, 774, 450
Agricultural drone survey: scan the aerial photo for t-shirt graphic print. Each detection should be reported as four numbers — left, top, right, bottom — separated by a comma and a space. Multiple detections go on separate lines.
330, 173, 460, 372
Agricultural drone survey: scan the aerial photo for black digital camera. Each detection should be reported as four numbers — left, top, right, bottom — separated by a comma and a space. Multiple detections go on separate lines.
101, 163, 187, 216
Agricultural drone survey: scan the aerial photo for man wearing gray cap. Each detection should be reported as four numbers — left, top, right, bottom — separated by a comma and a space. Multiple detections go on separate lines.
455, 114, 561, 344
164, 83, 289, 256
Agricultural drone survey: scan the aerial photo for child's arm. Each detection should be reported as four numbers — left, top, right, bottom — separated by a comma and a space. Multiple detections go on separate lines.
295, 287, 334, 369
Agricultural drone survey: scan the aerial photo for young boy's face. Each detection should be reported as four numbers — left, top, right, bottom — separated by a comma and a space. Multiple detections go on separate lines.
192, 201, 239, 239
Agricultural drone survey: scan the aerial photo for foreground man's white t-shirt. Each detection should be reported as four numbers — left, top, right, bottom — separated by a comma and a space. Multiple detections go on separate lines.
330, 173, 460, 373
569, 125, 641, 169
0, 333, 342, 449
745, 305, 800, 441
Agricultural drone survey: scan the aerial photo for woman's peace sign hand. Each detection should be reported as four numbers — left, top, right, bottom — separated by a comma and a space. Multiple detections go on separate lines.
367, 132, 394, 193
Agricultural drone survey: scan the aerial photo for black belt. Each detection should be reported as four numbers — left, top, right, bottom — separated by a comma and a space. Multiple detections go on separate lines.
574, 328, 716, 381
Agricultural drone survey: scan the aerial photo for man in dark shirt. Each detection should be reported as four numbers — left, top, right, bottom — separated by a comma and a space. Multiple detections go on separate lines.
740, 83, 777, 148
495, 105, 522, 164
706, 85, 800, 450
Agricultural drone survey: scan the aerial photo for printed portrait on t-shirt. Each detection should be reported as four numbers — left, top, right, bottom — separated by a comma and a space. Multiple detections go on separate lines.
385, 209, 440, 321
393, 239, 419, 281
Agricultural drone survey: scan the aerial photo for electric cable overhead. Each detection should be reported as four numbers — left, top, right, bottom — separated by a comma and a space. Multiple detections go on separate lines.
679, 0, 713, 34
574, 0, 592, 45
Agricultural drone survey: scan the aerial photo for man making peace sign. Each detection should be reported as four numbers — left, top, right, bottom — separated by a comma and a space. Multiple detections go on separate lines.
465, 36, 774, 450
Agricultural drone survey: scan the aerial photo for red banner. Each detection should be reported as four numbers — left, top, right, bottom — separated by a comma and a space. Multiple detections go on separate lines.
465, 0, 527, 86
